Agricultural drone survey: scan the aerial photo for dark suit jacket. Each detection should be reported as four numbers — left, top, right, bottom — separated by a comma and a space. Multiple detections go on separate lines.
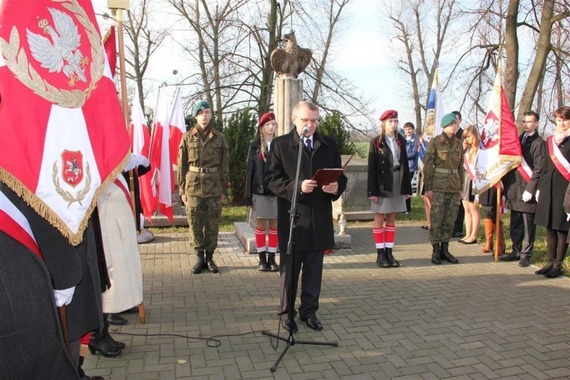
264, 129, 347, 252
504, 132, 546, 213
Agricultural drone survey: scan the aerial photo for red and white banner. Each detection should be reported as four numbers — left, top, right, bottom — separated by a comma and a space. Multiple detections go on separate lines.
0, 0, 130, 244
548, 136, 570, 181
472, 68, 522, 194
169, 89, 186, 168
0, 190, 42, 258
146, 88, 174, 221
517, 158, 532, 183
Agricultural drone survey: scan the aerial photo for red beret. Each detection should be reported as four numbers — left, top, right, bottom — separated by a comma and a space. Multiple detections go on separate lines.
258, 112, 276, 127
379, 109, 398, 121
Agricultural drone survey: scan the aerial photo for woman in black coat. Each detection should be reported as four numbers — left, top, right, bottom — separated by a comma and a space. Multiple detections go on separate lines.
367, 110, 412, 268
534, 106, 570, 278
245, 112, 279, 272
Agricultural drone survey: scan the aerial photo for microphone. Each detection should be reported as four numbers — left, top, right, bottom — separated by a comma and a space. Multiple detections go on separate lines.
301, 126, 311, 137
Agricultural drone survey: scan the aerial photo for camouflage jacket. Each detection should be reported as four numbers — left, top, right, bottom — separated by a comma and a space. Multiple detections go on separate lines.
177, 125, 229, 197
423, 132, 464, 193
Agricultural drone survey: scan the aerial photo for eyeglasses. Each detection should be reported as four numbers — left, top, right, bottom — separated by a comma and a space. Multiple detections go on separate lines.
300, 118, 319, 125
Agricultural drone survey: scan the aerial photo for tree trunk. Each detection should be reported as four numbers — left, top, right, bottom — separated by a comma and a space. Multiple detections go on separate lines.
516, 0, 554, 127
504, 0, 519, 112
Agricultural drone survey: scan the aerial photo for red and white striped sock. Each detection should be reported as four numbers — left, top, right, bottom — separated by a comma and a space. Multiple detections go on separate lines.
255, 227, 267, 252
268, 228, 278, 253
385, 224, 395, 248
373, 227, 385, 249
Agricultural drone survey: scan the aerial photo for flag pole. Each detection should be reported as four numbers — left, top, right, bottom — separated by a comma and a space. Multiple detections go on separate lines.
494, 185, 501, 262
108, 0, 130, 131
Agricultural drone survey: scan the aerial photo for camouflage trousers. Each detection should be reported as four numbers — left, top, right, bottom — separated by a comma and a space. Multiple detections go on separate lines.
185, 196, 222, 252
429, 192, 460, 244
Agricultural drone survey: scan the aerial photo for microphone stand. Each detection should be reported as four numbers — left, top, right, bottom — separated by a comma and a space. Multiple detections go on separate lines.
262, 128, 338, 372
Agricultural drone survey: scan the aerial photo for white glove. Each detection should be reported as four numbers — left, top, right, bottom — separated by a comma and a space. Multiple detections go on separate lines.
535, 190, 540, 202
567, 213, 570, 222
53, 286, 76, 307
522, 191, 532, 202
123, 153, 150, 171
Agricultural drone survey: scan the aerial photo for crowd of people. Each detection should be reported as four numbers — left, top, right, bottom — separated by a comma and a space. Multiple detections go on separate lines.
2, 96, 568, 379
379, 107, 569, 277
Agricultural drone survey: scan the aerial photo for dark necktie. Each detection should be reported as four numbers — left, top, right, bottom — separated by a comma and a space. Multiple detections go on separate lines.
305, 139, 312, 153
522, 135, 527, 145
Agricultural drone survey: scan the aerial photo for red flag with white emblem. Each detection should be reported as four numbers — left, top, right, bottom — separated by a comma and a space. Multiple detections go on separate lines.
103, 26, 116, 78
472, 66, 522, 194
0, 0, 130, 245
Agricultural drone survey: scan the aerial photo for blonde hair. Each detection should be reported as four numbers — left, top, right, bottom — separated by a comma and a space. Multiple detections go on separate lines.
462, 124, 480, 165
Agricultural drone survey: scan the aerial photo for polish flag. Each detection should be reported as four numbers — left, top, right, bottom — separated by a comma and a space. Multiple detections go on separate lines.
148, 88, 174, 221
169, 89, 186, 167
130, 87, 155, 219
0, 0, 130, 244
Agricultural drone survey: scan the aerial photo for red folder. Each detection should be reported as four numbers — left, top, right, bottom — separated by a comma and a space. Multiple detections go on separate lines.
311, 168, 344, 186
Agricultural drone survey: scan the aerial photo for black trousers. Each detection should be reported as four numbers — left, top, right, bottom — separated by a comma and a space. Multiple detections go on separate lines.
509, 210, 536, 255
279, 250, 324, 320
453, 201, 465, 234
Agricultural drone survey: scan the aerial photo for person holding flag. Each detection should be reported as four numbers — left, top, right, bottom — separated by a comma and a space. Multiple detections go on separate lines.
501, 111, 545, 267
423, 113, 463, 265
534, 106, 570, 278
177, 101, 229, 274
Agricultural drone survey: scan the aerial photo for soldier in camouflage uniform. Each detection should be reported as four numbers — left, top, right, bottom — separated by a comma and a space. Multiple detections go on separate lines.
177, 101, 229, 274
423, 113, 463, 265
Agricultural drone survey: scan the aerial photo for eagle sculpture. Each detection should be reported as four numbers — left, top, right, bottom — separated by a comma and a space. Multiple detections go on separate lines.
270, 32, 312, 78
26, 7, 88, 87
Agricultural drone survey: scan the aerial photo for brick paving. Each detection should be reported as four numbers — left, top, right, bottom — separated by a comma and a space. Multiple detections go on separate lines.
84, 222, 570, 379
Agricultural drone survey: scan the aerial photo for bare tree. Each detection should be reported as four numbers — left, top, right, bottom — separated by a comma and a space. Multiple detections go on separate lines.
384, 0, 458, 132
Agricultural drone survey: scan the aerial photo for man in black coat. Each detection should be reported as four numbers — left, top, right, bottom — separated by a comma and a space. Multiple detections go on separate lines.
501, 111, 546, 266
264, 101, 347, 332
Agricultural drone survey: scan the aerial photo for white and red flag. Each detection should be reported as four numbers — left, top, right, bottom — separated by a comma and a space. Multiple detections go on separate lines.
146, 88, 174, 221
169, 89, 185, 167
472, 66, 522, 194
0, 0, 130, 244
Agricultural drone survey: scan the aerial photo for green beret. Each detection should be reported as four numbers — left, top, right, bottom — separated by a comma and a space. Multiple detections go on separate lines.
441, 113, 456, 129
193, 100, 210, 117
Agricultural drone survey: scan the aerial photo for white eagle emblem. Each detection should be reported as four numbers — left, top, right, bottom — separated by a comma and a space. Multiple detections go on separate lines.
26, 7, 88, 87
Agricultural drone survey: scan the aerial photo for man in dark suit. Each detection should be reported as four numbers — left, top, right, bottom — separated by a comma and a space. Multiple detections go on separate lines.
264, 100, 347, 332
501, 111, 546, 266
451, 111, 465, 238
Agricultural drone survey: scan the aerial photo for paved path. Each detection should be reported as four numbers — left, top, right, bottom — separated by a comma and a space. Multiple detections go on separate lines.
84, 223, 570, 379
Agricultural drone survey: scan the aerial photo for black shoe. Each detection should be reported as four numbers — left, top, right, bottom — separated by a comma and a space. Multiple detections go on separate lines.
193, 251, 205, 274
267, 252, 279, 272
104, 333, 126, 350
499, 252, 520, 262
88, 339, 122, 357
535, 260, 555, 275
518, 255, 530, 267
300, 315, 323, 331
545, 261, 563, 278
282, 319, 298, 333
431, 243, 441, 265
107, 313, 128, 326
452, 231, 465, 238
377, 248, 390, 268
440, 242, 459, 264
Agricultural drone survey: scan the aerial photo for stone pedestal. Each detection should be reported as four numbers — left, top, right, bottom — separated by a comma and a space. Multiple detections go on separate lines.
274, 76, 303, 136
333, 155, 374, 224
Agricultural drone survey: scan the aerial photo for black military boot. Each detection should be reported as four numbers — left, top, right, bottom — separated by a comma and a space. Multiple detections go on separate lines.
377, 248, 390, 268
192, 251, 205, 274
385, 248, 400, 267
440, 242, 459, 264
267, 252, 279, 272
205, 251, 219, 273
257, 252, 269, 272
431, 243, 441, 265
